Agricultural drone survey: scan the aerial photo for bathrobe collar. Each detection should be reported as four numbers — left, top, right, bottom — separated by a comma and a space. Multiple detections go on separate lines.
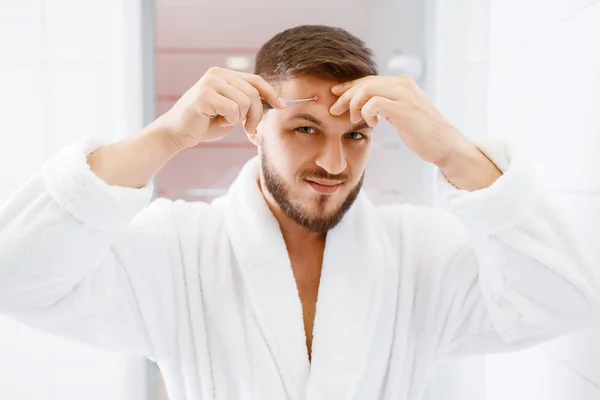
213, 157, 392, 399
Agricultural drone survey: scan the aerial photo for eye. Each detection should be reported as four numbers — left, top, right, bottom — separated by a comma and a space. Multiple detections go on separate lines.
346, 132, 365, 140
296, 126, 316, 134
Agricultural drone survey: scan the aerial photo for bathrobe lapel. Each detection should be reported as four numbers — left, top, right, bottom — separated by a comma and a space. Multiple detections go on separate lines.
305, 192, 391, 398
219, 158, 311, 399
217, 157, 393, 399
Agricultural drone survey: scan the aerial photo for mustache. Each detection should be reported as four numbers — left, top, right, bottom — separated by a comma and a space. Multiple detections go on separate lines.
300, 169, 349, 182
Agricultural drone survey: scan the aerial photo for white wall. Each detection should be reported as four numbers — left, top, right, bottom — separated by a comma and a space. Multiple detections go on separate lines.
428, 0, 600, 399
0, 1, 148, 399
424, 0, 490, 398
364, 0, 434, 207
486, 1, 600, 398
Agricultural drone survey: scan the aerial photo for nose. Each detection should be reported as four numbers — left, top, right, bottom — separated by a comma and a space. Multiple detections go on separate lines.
315, 139, 347, 175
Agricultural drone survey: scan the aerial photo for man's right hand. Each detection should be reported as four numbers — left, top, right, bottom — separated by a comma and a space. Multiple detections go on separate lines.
158, 67, 285, 150
87, 67, 284, 189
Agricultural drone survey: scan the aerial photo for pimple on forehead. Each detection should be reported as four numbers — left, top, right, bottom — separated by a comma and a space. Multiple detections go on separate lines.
277, 77, 338, 100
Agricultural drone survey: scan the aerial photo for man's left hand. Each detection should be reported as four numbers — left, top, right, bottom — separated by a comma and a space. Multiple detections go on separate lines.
329, 76, 502, 191
329, 76, 468, 166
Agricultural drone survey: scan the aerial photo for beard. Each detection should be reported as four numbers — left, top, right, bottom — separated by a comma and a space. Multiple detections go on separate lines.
260, 146, 364, 233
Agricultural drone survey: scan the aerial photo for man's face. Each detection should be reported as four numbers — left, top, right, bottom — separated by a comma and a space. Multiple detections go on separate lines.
255, 76, 374, 233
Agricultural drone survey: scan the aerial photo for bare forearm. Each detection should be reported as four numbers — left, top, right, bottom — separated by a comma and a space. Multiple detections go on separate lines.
87, 119, 183, 189
437, 139, 502, 191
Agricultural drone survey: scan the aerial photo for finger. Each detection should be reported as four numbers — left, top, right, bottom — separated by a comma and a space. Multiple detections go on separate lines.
356, 91, 380, 127
329, 83, 361, 117
331, 75, 381, 96
228, 77, 263, 134
214, 82, 252, 126
332, 80, 408, 118
363, 113, 380, 128
348, 86, 375, 124
349, 84, 404, 124
330, 76, 371, 95
237, 72, 284, 110
204, 93, 241, 126
361, 96, 396, 125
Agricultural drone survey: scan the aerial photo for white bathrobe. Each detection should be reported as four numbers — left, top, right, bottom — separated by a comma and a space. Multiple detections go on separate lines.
0, 137, 598, 400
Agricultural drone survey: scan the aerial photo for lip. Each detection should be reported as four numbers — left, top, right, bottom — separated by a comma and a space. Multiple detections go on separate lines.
305, 178, 343, 194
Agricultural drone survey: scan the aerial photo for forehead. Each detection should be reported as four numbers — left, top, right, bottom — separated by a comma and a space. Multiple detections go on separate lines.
271, 76, 346, 126
277, 76, 341, 108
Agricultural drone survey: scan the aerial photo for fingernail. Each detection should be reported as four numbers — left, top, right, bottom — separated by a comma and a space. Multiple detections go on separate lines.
278, 98, 286, 108
329, 106, 338, 115
332, 84, 342, 92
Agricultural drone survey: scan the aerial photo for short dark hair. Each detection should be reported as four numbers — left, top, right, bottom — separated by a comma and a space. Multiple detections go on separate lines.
254, 25, 378, 84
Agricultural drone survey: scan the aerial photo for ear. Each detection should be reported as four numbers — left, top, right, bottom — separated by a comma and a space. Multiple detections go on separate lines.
245, 121, 262, 147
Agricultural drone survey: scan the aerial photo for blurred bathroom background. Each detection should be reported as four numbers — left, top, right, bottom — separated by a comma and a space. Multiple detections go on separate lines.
0, 0, 599, 399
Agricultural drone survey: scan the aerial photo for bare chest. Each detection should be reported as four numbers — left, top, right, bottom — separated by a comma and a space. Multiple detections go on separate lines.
289, 251, 323, 360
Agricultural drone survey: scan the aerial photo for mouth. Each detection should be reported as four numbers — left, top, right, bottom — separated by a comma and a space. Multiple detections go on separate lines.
304, 178, 343, 194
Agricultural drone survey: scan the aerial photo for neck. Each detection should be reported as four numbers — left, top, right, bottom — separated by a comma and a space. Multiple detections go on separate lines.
257, 177, 326, 247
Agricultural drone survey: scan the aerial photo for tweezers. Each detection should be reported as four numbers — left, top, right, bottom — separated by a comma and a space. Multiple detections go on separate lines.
262, 96, 319, 111
210, 96, 318, 119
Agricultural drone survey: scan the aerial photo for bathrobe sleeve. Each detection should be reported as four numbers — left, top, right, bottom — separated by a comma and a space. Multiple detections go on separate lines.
409, 142, 600, 358
0, 137, 176, 361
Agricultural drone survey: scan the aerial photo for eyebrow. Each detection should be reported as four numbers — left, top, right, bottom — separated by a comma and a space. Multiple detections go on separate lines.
290, 113, 372, 132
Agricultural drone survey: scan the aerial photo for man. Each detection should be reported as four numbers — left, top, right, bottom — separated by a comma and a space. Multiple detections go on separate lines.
0, 25, 598, 400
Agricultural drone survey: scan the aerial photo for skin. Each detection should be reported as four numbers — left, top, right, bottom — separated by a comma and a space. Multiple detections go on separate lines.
88, 67, 502, 359
247, 77, 375, 357
250, 76, 373, 234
